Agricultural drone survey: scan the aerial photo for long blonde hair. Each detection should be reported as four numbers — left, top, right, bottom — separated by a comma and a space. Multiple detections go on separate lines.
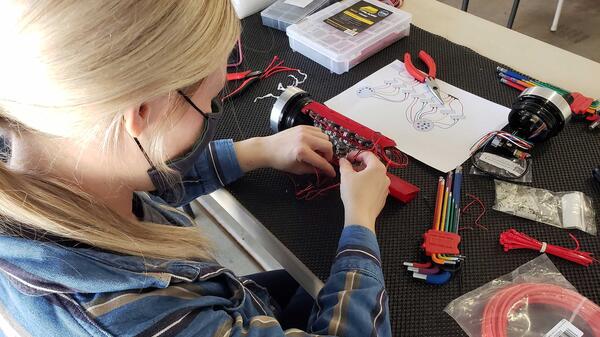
0, 1, 240, 260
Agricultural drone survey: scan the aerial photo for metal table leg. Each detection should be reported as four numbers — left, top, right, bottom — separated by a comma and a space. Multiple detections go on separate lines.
507, 0, 521, 29
461, 0, 470, 11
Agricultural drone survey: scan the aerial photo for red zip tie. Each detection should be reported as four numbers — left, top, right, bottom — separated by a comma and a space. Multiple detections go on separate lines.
499, 229, 598, 267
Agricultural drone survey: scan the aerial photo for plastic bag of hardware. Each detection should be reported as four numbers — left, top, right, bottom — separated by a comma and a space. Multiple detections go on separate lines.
493, 180, 597, 235
470, 151, 532, 182
445, 254, 600, 337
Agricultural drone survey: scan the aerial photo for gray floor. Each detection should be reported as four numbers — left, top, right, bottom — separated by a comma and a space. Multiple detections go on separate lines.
437, 0, 600, 63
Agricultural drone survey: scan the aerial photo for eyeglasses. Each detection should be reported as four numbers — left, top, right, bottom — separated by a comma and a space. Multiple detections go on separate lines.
177, 90, 223, 120
133, 91, 223, 171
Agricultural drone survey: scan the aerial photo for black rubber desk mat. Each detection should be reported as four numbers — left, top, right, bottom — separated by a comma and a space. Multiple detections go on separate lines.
217, 14, 600, 336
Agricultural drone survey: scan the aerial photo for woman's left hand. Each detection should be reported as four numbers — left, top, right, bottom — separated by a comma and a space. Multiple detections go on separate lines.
234, 125, 335, 176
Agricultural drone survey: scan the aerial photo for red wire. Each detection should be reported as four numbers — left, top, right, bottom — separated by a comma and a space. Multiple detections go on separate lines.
262, 56, 279, 76
482, 283, 600, 337
259, 56, 299, 79
288, 166, 341, 201
499, 229, 597, 267
304, 183, 341, 200
460, 194, 488, 230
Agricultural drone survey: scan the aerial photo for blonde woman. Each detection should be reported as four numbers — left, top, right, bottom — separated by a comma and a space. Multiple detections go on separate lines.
0, 1, 392, 336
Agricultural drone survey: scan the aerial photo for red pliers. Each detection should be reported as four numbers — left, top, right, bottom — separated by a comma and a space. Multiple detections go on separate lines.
223, 70, 263, 101
404, 50, 444, 105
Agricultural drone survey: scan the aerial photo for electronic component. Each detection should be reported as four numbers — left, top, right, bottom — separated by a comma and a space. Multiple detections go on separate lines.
508, 86, 572, 142
472, 87, 572, 180
270, 86, 419, 203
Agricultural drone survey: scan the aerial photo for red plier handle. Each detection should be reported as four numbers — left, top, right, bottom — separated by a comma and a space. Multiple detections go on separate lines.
226, 70, 262, 82
223, 70, 263, 101
404, 50, 437, 83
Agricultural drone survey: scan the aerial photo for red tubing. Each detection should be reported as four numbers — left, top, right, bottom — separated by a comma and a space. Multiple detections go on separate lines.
482, 283, 600, 337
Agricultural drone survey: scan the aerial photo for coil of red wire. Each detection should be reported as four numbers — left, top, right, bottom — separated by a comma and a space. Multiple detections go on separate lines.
482, 283, 600, 337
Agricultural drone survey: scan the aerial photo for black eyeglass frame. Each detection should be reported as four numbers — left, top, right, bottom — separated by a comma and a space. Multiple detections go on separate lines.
177, 90, 223, 120
133, 91, 223, 171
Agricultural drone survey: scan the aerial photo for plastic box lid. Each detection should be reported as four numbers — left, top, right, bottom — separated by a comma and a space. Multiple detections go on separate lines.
261, 0, 336, 31
287, 0, 412, 73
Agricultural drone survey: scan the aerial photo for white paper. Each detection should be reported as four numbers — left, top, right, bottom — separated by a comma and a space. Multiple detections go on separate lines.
285, 0, 313, 7
325, 60, 510, 172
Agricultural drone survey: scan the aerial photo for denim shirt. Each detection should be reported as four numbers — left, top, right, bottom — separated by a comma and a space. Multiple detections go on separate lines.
0, 139, 391, 337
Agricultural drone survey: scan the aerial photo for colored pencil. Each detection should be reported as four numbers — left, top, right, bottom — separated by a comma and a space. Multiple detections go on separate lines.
443, 172, 453, 231
452, 166, 463, 233
445, 192, 453, 232
433, 177, 445, 230
499, 73, 534, 88
440, 183, 449, 232
496, 66, 530, 82
500, 78, 526, 91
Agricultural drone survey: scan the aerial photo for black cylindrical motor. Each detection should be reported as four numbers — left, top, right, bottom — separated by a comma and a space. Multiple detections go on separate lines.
508, 86, 572, 142
270, 87, 314, 133
474, 86, 572, 180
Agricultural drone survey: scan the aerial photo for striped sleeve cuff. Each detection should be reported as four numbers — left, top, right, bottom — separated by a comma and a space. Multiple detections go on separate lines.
337, 225, 381, 260
207, 139, 244, 186
332, 226, 384, 282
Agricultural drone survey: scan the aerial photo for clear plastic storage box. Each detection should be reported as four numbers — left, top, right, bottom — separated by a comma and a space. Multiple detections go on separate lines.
261, 0, 337, 31
287, 0, 412, 74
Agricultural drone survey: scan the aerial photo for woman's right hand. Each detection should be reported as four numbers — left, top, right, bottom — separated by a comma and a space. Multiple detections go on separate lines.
339, 151, 390, 232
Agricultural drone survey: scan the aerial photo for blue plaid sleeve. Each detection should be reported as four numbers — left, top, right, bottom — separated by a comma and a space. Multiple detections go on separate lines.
166, 139, 245, 207
307, 225, 392, 337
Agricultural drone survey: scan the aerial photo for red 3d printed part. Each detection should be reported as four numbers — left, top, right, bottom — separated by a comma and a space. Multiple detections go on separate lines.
270, 86, 419, 203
